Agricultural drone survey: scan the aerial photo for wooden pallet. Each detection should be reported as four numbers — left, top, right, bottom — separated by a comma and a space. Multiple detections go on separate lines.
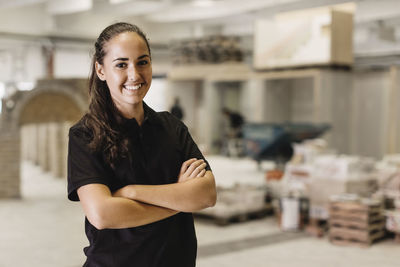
330, 229, 385, 247
329, 200, 385, 247
194, 205, 273, 226
329, 201, 382, 222
330, 217, 384, 230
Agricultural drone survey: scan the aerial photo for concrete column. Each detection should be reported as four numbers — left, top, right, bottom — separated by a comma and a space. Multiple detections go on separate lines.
0, 131, 21, 198
20, 125, 29, 161
203, 80, 220, 153
242, 79, 266, 123
24, 124, 33, 162
48, 122, 59, 178
33, 124, 40, 165
37, 123, 49, 171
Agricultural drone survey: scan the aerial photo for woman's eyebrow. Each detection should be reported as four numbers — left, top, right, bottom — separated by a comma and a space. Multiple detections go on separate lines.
112, 55, 149, 62
113, 57, 128, 62
137, 54, 150, 59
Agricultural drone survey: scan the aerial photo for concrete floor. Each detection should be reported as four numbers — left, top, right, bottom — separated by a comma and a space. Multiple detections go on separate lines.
0, 159, 399, 267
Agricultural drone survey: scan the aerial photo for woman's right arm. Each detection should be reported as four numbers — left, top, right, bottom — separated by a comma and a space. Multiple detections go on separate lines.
77, 158, 207, 230
77, 183, 178, 230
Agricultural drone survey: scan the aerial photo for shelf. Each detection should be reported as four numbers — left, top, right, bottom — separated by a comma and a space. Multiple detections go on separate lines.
167, 63, 251, 82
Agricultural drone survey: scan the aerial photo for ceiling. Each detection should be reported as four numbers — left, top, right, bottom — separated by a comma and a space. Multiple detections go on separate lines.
0, 0, 399, 61
0, 0, 399, 37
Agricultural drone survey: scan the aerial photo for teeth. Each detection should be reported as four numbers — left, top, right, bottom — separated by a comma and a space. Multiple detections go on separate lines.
124, 84, 142, 90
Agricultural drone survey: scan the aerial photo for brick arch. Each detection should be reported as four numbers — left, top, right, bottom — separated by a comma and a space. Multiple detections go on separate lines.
0, 79, 88, 199
19, 92, 82, 125
12, 81, 87, 129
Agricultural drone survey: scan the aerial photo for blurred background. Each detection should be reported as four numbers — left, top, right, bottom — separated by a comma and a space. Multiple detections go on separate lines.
0, 0, 400, 266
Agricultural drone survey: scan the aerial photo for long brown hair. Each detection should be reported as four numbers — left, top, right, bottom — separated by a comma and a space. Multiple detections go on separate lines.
82, 22, 151, 168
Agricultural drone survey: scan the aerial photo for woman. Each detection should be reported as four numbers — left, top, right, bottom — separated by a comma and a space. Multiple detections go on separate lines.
67, 22, 216, 267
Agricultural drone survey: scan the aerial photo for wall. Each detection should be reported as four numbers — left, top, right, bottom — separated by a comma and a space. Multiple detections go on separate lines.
351, 70, 389, 158
351, 67, 400, 158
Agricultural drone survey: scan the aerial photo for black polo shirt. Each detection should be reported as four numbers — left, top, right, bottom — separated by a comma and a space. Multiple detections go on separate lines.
67, 102, 211, 267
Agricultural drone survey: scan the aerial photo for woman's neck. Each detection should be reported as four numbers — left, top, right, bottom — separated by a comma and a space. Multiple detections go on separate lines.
118, 102, 145, 125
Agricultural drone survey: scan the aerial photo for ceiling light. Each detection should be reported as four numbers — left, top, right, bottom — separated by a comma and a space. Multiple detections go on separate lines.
192, 0, 219, 7
47, 0, 92, 15
109, 0, 132, 4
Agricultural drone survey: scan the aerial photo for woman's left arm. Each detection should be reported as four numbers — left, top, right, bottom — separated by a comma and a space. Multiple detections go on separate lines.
114, 170, 216, 212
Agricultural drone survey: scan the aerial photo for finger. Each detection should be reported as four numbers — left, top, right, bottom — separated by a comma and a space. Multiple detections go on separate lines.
180, 158, 197, 174
186, 159, 204, 175
198, 169, 206, 177
190, 163, 207, 178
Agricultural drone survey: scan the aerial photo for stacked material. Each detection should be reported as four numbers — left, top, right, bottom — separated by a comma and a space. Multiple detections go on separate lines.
307, 155, 378, 220
385, 210, 400, 235
329, 196, 385, 247
308, 176, 378, 219
194, 156, 273, 225
374, 155, 400, 241
196, 184, 271, 225
282, 154, 378, 220
375, 155, 400, 200
170, 35, 244, 64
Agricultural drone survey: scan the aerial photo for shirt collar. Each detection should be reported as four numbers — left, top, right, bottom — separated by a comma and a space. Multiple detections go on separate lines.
142, 101, 162, 126
119, 101, 161, 127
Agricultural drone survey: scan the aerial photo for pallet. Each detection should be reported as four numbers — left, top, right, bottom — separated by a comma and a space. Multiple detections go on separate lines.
329, 201, 382, 222
194, 205, 273, 226
329, 200, 385, 247
330, 217, 384, 230
330, 229, 385, 247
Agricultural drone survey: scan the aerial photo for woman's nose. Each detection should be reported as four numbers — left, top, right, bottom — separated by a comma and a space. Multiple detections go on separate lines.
128, 65, 140, 81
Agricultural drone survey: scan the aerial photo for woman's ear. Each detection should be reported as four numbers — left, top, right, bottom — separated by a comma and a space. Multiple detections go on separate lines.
95, 61, 106, 81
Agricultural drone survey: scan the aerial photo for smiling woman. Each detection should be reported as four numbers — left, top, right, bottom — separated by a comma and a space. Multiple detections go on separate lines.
67, 22, 216, 267
95, 31, 152, 118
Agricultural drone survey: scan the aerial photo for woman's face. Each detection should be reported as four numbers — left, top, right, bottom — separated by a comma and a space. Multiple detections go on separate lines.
95, 32, 152, 114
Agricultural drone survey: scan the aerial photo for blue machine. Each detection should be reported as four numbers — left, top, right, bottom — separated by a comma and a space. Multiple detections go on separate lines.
242, 123, 330, 164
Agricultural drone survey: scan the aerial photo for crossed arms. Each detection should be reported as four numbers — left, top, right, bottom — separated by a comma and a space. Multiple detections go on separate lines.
77, 158, 216, 230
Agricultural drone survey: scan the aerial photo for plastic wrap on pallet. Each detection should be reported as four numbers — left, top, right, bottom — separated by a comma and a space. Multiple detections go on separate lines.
312, 155, 375, 180
385, 210, 400, 233
196, 184, 268, 218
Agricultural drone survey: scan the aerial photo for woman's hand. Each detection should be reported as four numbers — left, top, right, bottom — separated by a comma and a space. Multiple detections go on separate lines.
178, 158, 207, 183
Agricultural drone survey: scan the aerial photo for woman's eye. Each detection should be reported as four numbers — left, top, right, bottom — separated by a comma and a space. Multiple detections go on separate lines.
116, 63, 127, 68
138, 60, 149, 66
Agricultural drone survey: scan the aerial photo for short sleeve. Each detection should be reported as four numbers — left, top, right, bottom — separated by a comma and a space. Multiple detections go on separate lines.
67, 127, 111, 201
177, 121, 212, 172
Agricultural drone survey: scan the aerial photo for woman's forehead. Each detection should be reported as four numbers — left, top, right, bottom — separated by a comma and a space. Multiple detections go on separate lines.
104, 32, 149, 57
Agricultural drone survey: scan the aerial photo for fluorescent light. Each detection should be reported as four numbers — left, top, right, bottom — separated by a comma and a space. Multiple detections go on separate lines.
192, 0, 218, 7
47, 0, 92, 15
109, 0, 132, 4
